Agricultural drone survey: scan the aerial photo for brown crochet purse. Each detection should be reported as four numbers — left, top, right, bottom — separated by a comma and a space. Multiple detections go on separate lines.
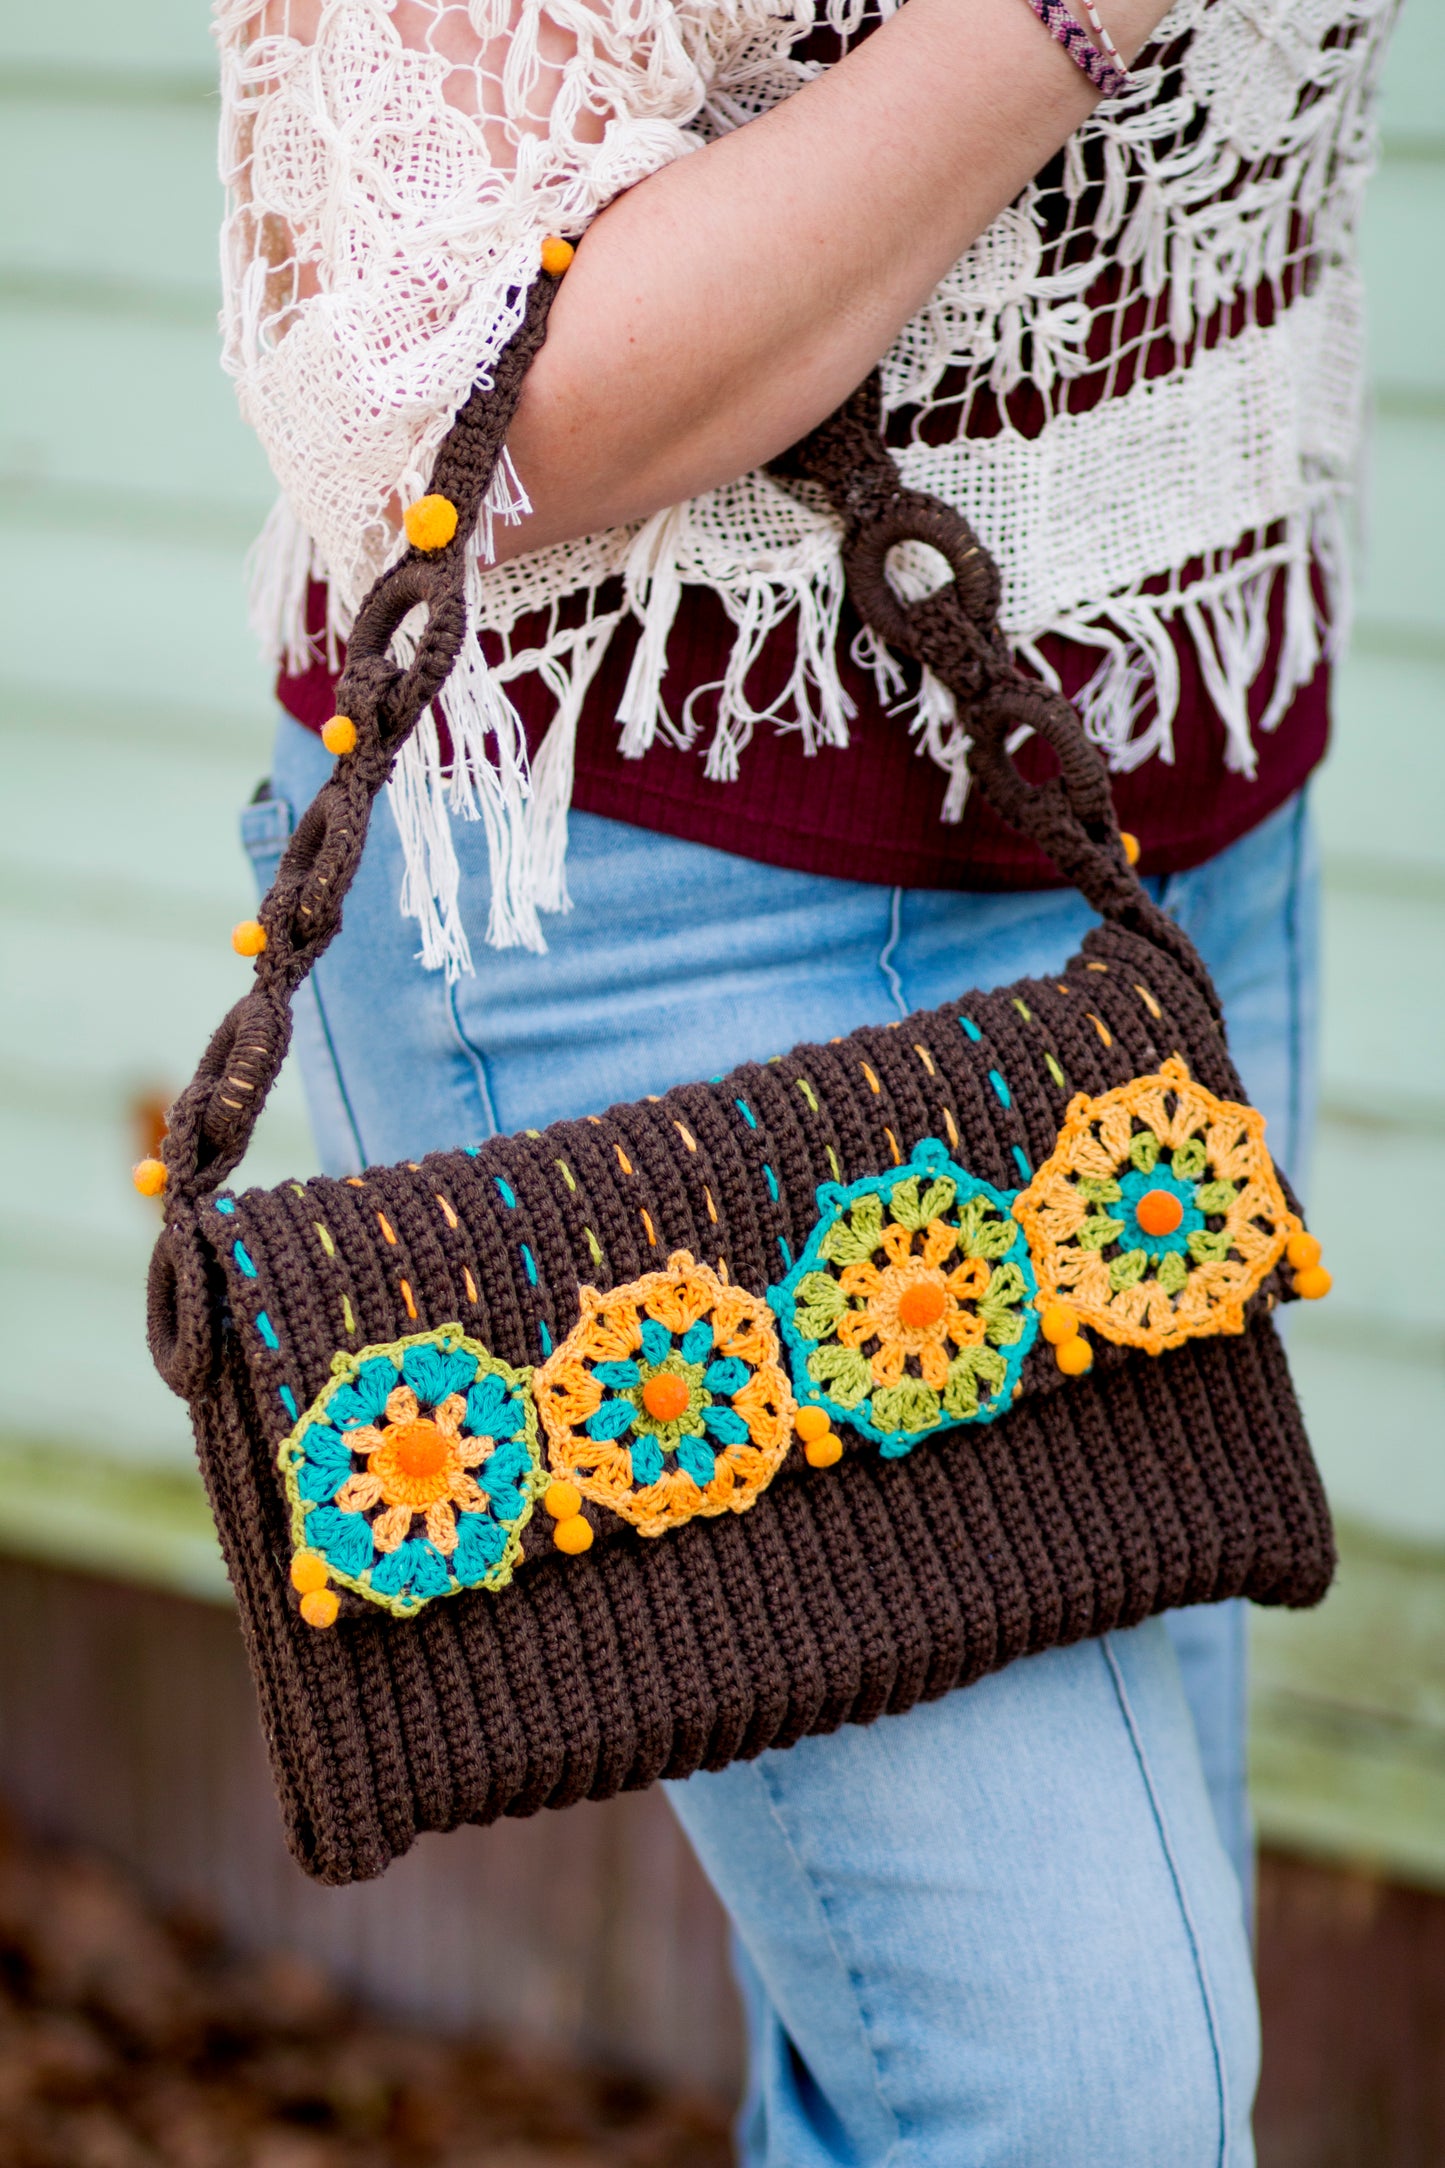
145, 271, 1335, 1885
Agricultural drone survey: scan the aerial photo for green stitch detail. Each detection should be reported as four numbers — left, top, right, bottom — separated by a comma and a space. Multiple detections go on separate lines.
796, 1077, 819, 1112
1077, 1175, 1124, 1204
805, 1343, 872, 1406
870, 1379, 941, 1434
1129, 1129, 1161, 1173
978, 1262, 1029, 1344
818, 1193, 885, 1266
1045, 1053, 1066, 1089
1157, 1251, 1190, 1294
1193, 1179, 1239, 1215
1077, 1213, 1126, 1251
792, 1271, 848, 1339
825, 1146, 842, 1181
888, 1173, 958, 1231
1172, 1136, 1208, 1179
1109, 1248, 1149, 1291
1188, 1227, 1234, 1264
584, 1226, 604, 1266
943, 1344, 1008, 1420
953, 1195, 1020, 1260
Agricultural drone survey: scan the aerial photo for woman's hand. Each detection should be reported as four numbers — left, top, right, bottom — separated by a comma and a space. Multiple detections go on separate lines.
496, 0, 1177, 563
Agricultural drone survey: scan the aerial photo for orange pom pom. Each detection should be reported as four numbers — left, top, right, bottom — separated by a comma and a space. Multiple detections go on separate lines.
544, 1479, 582, 1521
1286, 1231, 1322, 1272
553, 1514, 594, 1555
132, 1157, 167, 1197
540, 234, 575, 276
300, 1588, 339, 1629
403, 494, 458, 552
641, 1374, 690, 1422
1134, 1188, 1184, 1238
795, 1405, 832, 1443
322, 714, 357, 756
1039, 1302, 1079, 1346
289, 1550, 329, 1595
804, 1432, 843, 1469
1121, 831, 1141, 866
1055, 1334, 1094, 1377
1293, 1264, 1332, 1301
232, 919, 267, 957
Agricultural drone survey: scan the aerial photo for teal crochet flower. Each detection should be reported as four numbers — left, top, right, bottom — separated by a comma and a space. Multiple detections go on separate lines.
585, 1315, 754, 1491
279, 1328, 542, 1618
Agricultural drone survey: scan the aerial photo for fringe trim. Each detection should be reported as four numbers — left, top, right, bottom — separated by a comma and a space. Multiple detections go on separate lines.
250, 492, 1348, 976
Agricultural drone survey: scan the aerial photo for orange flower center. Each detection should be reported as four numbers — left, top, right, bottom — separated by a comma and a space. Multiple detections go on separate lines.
1135, 1188, 1185, 1238
896, 1280, 948, 1330
387, 1420, 451, 1482
642, 1374, 690, 1422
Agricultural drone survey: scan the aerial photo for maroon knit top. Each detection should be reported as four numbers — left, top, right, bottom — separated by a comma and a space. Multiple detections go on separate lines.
279, 561, 1328, 889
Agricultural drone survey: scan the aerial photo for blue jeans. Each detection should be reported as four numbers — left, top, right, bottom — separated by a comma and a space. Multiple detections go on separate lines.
247, 714, 1319, 2165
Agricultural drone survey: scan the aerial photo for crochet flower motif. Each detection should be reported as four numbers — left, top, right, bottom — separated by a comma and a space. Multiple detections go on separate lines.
769, 1140, 1039, 1457
279, 1328, 541, 1617
533, 1253, 794, 1538
1011, 1056, 1303, 1355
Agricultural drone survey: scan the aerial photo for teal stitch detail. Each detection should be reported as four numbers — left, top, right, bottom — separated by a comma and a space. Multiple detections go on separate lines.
1012, 1146, 1032, 1181
495, 1177, 517, 1207
538, 1320, 553, 1355
735, 1098, 758, 1129
256, 1311, 279, 1350
763, 1164, 780, 1200
233, 1241, 258, 1277
277, 1325, 543, 1619
778, 1237, 793, 1269
960, 1017, 983, 1042
768, 1138, 1038, 1455
988, 1069, 1011, 1108
520, 1244, 539, 1285
216, 1197, 236, 1215
278, 1385, 298, 1421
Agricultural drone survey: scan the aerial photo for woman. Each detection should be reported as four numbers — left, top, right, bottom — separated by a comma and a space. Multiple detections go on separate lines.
225, 0, 1392, 2154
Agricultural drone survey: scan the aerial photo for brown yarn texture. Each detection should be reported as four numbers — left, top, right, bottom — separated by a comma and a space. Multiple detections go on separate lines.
149, 279, 1334, 1886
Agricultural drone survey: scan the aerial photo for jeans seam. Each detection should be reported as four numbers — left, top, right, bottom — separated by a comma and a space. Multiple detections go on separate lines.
1100, 1635, 1234, 2167
878, 887, 908, 1018
445, 980, 501, 1139
1283, 793, 1306, 1181
307, 973, 369, 1172
752, 1754, 905, 2164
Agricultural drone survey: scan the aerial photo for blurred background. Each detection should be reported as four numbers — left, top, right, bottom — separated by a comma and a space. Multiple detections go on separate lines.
1, 1, 1441, 2160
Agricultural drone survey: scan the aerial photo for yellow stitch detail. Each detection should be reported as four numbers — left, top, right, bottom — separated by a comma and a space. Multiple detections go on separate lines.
555, 1159, 577, 1191
640, 1209, 657, 1247
1087, 1013, 1113, 1048
1012, 999, 1032, 1021
378, 1212, 397, 1245
703, 1187, 718, 1225
584, 1226, 604, 1265
462, 1267, 478, 1304
942, 1108, 959, 1149
314, 1221, 335, 1256
825, 1146, 842, 1180
1044, 1054, 1066, 1089
616, 1143, 633, 1174
399, 1277, 417, 1320
796, 1077, 819, 1112
1087, 961, 1109, 973
861, 1063, 881, 1095
674, 1122, 697, 1153
290, 1183, 305, 1198
884, 1127, 902, 1165
341, 1294, 355, 1334
1134, 983, 1163, 1020
913, 1044, 936, 1076
406, 1161, 421, 1172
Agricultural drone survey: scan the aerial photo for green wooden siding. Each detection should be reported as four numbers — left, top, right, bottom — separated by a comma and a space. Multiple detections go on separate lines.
1, 2, 1441, 1876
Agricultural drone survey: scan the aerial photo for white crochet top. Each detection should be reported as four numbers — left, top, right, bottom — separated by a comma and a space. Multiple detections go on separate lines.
217, 0, 1397, 970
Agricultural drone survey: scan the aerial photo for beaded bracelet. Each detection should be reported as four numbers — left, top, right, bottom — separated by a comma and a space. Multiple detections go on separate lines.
1020, 0, 1133, 98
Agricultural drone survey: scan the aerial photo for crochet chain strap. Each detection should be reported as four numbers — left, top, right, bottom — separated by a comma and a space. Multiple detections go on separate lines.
158, 279, 1203, 1223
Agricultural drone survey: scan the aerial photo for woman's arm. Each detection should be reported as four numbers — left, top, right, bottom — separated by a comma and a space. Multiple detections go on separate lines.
496, 0, 1176, 563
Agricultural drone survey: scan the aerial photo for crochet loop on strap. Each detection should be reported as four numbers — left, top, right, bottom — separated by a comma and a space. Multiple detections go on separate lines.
152, 276, 1219, 1391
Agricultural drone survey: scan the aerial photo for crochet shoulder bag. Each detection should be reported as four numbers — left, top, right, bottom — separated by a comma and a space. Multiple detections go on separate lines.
146, 271, 1335, 1886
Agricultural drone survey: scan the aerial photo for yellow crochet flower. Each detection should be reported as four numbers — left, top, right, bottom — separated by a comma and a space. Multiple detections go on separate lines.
834, 1219, 991, 1390
334, 1383, 491, 1557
